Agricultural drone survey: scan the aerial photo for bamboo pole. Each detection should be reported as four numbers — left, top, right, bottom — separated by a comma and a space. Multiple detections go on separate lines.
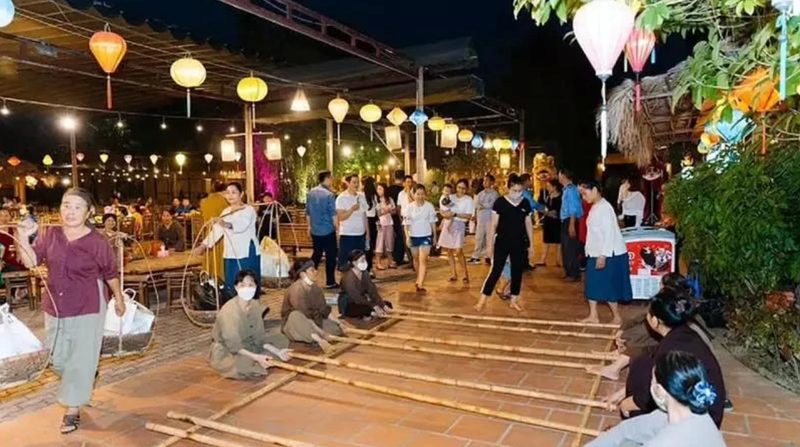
167, 412, 318, 447
396, 309, 620, 329
266, 359, 601, 437
147, 423, 251, 447
328, 335, 589, 369
291, 352, 611, 410
343, 327, 620, 361
153, 318, 400, 447
389, 315, 615, 340
571, 336, 617, 447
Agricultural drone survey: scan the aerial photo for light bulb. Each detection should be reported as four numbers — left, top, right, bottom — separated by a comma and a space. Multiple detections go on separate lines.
342, 145, 353, 157
229, 126, 236, 133
0, 101, 9, 116
116, 119, 124, 129
160, 120, 167, 130
59, 115, 78, 131
196, 124, 204, 132
284, 134, 290, 141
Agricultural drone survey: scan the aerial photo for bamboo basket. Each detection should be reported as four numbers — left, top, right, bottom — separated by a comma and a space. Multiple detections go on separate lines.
100, 332, 153, 358
0, 349, 49, 390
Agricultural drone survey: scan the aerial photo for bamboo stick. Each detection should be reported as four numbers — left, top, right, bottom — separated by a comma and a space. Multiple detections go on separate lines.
328, 335, 589, 369
571, 336, 617, 447
267, 358, 601, 437
291, 352, 611, 410
147, 423, 250, 447
167, 412, 318, 447
389, 315, 615, 340
343, 327, 620, 361
396, 309, 620, 329
153, 318, 400, 447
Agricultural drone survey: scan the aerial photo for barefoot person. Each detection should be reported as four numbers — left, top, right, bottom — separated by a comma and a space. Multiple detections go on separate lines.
374, 183, 396, 270
402, 184, 438, 293
537, 180, 562, 266
579, 180, 631, 324
475, 174, 535, 313
338, 250, 393, 319
16, 188, 126, 434
438, 179, 474, 283
209, 270, 292, 379
280, 260, 344, 353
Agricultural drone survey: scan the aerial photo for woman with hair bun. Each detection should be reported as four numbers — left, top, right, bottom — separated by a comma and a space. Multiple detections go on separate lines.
587, 350, 726, 447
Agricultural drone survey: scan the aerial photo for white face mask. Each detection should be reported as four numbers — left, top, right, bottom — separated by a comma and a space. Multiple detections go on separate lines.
650, 384, 668, 412
236, 286, 257, 301
356, 260, 368, 272
302, 276, 315, 286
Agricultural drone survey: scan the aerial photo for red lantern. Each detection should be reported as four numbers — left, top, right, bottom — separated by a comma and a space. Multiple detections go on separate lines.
7, 156, 21, 167
89, 24, 127, 109
625, 27, 656, 113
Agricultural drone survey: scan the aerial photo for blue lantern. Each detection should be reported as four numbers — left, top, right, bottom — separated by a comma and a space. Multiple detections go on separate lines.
409, 108, 429, 127
705, 110, 755, 145
0, 0, 14, 28
471, 134, 484, 149
510, 139, 519, 150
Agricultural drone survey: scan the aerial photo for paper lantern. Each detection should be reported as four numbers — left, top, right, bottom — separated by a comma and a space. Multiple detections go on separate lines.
76, 152, 85, 162
25, 175, 37, 188
7, 156, 20, 167
296, 146, 307, 158
204, 153, 213, 164
124, 154, 133, 164
511, 139, 520, 150
499, 152, 511, 169
170, 56, 206, 117
0, 0, 14, 28
42, 155, 53, 166
427, 115, 445, 131
492, 138, 504, 152
327, 95, 349, 144
237, 75, 268, 103
458, 129, 474, 143
175, 153, 187, 174
360, 103, 382, 141
471, 134, 484, 149
149, 154, 158, 165
89, 25, 127, 109
266, 138, 282, 160
440, 123, 459, 149
290, 86, 310, 112
387, 107, 407, 126
625, 27, 656, 112
502, 139, 513, 150
409, 109, 428, 127
573, 0, 635, 161
483, 138, 494, 150
220, 139, 236, 162
235, 151, 242, 162
385, 126, 402, 150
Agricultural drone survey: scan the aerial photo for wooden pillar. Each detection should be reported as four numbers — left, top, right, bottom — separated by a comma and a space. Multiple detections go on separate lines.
415, 66, 425, 182
14, 177, 26, 204
244, 104, 255, 204
403, 130, 411, 174
326, 119, 334, 173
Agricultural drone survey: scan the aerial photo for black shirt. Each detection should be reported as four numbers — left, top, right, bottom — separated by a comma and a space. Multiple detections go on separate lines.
387, 184, 404, 204
492, 196, 532, 240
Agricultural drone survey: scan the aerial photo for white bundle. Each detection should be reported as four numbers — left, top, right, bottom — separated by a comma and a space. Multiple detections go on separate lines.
0, 304, 43, 360
104, 289, 154, 336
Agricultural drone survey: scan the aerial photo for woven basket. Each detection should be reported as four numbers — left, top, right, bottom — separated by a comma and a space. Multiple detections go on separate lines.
100, 332, 153, 358
185, 307, 217, 326
0, 349, 49, 390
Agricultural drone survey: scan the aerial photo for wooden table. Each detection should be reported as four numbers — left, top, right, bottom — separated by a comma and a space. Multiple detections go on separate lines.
124, 252, 202, 275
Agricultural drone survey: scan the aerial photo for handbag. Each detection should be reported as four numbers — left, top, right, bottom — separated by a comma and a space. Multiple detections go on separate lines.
193, 272, 235, 311
0, 304, 42, 360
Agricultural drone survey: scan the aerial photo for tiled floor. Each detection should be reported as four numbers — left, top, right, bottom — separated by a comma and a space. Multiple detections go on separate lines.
2, 241, 800, 447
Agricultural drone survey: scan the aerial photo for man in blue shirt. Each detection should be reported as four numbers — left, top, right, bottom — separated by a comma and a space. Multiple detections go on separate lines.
559, 169, 583, 281
306, 170, 338, 288
520, 173, 546, 270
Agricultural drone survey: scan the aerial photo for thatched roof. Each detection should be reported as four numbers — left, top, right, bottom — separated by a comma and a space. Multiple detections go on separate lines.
600, 63, 699, 167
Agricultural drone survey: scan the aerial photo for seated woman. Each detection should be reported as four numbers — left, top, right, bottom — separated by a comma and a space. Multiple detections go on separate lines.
209, 270, 291, 380
605, 288, 726, 427
281, 260, 344, 353
587, 351, 725, 447
338, 250, 393, 320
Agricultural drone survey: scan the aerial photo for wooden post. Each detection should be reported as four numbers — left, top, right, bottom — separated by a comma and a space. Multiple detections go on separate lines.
244, 104, 255, 204
395, 309, 620, 329
388, 315, 616, 340
326, 118, 334, 173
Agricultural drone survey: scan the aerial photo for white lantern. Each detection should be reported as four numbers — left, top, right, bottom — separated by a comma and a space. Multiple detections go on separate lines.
234, 151, 242, 162
360, 103, 382, 141
220, 139, 236, 162
290, 85, 310, 112
440, 123, 459, 149
124, 154, 133, 164
204, 153, 213, 164
328, 95, 349, 144
387, 107, 407, 126
499, 152, 511, 169
100, 153, 109, 164
266, 137, 282, 160
150, 154, 158, 165
76, 152, 85, 162
385, 126, 402, 150
0, 0, 15, 28
296, 145, 307, 158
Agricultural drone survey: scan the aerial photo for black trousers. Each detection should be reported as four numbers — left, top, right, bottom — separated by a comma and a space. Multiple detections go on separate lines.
367, 216, 378, 272
391, 214, 406, 264
560, 220, 581, 279
311, 232, 338, 287
623, 215, 637, 228
481, 236, 527, 296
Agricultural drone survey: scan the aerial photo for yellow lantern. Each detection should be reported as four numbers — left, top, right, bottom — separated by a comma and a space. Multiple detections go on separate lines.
328, 95, 349, 143
100, 153, 109, 164
492, 138, 504, 152
175, 152, 187, 174
427, 115, 445, 131
502, 139, 513, 150
266, 137, 282, 160
457, 129, 474, 143
42, 155, 53, 166
170, 55, 206, 117
237, 74, 268, 103
360, 103, 382, 141
499, 152, 511, 169
385, 126, 402, 150
440, 123, 459, 149
221, 139, 237, 162
386, 107, 407, 126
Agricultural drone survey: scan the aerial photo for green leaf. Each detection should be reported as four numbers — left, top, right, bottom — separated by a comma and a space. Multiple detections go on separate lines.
555, 1, 569, 23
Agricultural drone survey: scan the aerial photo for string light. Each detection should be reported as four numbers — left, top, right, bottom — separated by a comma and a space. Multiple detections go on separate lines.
160, 117, 167, 130
59, 114, 78, 131
284, 134, 290, 140
116, 113, 124, 128
1, 99, 9, 116
341, 145, 353, 157
196, 123, 204, 132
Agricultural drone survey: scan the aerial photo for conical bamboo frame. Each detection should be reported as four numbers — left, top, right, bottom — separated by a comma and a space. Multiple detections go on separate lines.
290, 352, 611, 410
389, 315, 615, 340
343, 327, 620, 361
266, 359, 601, 437
328, 335, 590, 369
395, 309, 620, 329
147, 423, 251, 447
167, 412, 318, 447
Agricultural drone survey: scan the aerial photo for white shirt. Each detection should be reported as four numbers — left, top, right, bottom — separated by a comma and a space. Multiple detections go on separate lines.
585, 199, 628, 258
449, 195, 475, 222
475, 188, 500, 224
621, 191, 646, 227
403, 201, 437, 237
586, 410, 725, 447
336, 191, 368, 236
204, 205, 259, 259
397, 190, 412, 211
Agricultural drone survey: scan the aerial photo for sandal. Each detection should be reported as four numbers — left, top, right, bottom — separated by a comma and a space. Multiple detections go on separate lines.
60, 413, 80, 434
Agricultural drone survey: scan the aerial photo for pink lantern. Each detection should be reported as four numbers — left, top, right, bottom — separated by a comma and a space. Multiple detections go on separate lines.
625, 27, 656, 113
573, 0, 635, 161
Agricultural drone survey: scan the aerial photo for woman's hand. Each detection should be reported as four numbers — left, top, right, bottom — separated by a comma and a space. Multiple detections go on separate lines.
191, 245, 207, 257
16, 218, 38, 240
617, 396, 638, 417
114, 295, 127, 317
595, 256, 606, 270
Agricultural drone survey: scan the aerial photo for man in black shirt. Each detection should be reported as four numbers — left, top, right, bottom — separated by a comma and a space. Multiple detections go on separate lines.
157, 209, 185, 251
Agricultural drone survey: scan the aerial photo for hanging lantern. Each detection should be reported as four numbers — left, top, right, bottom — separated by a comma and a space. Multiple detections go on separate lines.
76, 152, 85, 162
387, 107, 408, 126
25, 175, 38, 188
483, 138, 494, 150
220, 139, 237, 162
427, 115, 445, 131
42, 155, 53, 166
89, 25, 127, 109
100, 153, 109, 164
7, 156, 20, 167
124, 154, 133, 164
457, 129, 474, 143
499, 153, 511, 169
502, 139, 513, 150
471, 134, 484, 149
175, 153, 187, 174
492, 138, 504, 152
573, 0, 635, 161
624, 27, 656, 112
290, 85, 310, 112
440, 123, 459, 149
149, 154, 158, 165
385, 126, 403, 150
360, 103, 382, 141
327, 95, 349, 143
0, 0, 15, 28
510, 139, 520, 150
409, 108, 429, 127
296, 145, 307, 158
234, 151, 243, 162
237, 73, 268, 128
705, 109, 755, 144
204, 153, 213, 165
266, 137, 282, 160
170, 55, 207, 117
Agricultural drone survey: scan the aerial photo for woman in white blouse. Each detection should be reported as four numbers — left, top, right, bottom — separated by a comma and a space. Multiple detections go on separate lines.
579, 180, 632, 324
193, 182, 261, 290
403, 184, 438, 293
437, 179, 474, 283
619, 177, 646, 228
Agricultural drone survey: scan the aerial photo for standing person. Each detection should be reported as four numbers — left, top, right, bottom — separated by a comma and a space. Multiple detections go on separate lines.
537, 180, 562, 266
0, 208, 25, 271
374, 183, 396, 270
157, 209, 186, 251
620, 177, 646, 228
306, 171, 338, 289
130, 205, 144, 240
474, 174, 534, 313
470, 174, 500, 265
281, 260, 344, 353
387, 171, 407, 266
559, 169, 583, 282
578, 183, 592, 270
436, 184, 454, 250
193, 183, 260, 290
200, 181, 229, 283
393, 174, 415, 266
362, 177, 379, 274
257, 192, 279, 241
336, 174, 369, 270
16, 188, 125, 434
579, 180, 632, 324
438, 179, 474, 283
403, 185, 438, 293
100, 213, 125, 261
520, 173, 546, 270
338, 250, 393, 319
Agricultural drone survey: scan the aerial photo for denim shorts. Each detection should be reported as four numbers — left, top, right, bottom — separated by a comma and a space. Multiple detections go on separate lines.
410, 236, 433, 248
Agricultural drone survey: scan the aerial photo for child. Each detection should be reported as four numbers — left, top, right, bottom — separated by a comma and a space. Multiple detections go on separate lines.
436, 184, 454, 250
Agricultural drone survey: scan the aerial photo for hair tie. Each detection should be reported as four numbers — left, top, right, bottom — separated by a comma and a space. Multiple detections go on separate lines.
691, 381, 717, 408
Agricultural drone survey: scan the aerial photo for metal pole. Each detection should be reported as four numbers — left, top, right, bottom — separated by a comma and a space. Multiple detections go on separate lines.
244, 104, 255, 204
403, 130, 411, 174
326, 119, 334, 173
70, 130, 78, 187
415, 66, 425, 182
519, 109, 526, 173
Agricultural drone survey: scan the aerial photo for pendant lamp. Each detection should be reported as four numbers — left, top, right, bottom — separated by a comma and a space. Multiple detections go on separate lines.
409, 109, 428, 127
360, 103, 382, 141
385, 126, 402, 150
296, 146, 307, 158
170, 55, 206, 117
149, 154, 158, 165
89, 24, 127, 109
237, 73, 268, 128
471, 134, 484, 149
441, 124, 459, 149
124, 154, 133, 164
0, 0, 14, 28
387, 107, 407, 126
625, 27, 656, 112
328, 95, 349, 144
291, 85, 310, 112
220, 139, 236, 162
100, 153, 109, 164
266, 138, 282, 160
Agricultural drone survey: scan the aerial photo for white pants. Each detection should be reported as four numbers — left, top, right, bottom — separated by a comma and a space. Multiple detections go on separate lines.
472, 221, 492, 259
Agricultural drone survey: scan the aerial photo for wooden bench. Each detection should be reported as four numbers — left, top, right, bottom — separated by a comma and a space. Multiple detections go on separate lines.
163, 271, 195, 313
278, 223, 314, 255
2, 271, 34, 311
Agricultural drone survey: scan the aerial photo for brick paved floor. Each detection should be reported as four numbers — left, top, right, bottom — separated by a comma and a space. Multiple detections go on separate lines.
2, 238, 800, 447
